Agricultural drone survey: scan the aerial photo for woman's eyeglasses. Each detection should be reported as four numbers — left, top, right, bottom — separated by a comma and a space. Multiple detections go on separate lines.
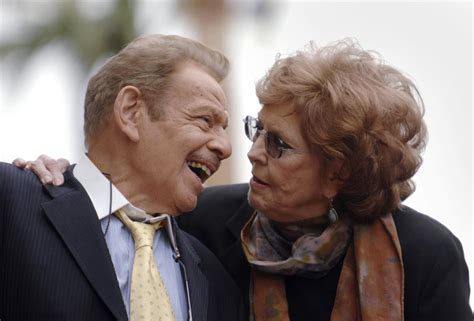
243, 115, 311, 159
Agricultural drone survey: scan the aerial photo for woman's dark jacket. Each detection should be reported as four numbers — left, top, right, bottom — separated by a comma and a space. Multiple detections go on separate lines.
178, 183, 472, 321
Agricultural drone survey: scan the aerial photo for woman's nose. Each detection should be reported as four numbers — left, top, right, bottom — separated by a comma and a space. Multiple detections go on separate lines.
247, 133, 267, 164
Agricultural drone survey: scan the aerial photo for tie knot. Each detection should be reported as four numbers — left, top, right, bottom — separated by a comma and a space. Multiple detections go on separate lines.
115, 210, 162, 249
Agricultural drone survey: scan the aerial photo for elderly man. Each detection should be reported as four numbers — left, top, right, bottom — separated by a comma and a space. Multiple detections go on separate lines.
0, 34, 243, 321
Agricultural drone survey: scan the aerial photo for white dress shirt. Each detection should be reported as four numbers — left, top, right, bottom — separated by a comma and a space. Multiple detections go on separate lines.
73, 154, 187, 320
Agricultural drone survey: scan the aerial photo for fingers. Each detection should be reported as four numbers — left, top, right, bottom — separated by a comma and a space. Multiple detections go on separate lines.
13, 155, 69, 186
12, 158, 27, 168
57, 158, 71, 170
50, 158, 70, 185
29, 156, 55, 185
28, 155, 66, 185
35, 155, 69, 186
12, 158, 34, 169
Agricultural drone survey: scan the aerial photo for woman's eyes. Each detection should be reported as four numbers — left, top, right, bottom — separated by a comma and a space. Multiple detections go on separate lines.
257, 119, 294, 150
267, 131, 293, 150
274, 136, 292, 149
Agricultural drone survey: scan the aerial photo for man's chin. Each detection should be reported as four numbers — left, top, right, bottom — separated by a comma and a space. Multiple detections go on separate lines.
175, 195, 198, 215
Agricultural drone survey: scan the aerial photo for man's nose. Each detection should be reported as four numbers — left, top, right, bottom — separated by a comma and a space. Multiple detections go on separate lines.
209, 130, 232, 160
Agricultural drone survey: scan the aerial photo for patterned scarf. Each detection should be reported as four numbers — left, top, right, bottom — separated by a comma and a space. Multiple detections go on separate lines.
241, 211, 404, 321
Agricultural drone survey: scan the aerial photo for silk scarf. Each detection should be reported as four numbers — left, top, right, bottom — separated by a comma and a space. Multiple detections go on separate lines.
241, 211, 404, 321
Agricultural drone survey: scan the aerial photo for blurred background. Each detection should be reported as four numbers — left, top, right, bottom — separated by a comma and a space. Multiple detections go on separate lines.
0, 0, 472, 305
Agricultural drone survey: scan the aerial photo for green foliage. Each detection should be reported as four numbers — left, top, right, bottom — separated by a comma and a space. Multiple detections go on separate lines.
0, 0, 136, 72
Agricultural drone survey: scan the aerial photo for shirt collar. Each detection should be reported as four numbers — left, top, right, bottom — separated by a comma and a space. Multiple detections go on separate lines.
73, 154, 149, 221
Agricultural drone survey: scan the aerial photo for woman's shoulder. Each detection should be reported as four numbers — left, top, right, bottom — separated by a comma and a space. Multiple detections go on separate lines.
198, 183, 250, 204
393, 205, 456, 244
392, 205, 465, 262
178, 183, 252, 234
393, 206, 471, 320
188, 183, 251, 218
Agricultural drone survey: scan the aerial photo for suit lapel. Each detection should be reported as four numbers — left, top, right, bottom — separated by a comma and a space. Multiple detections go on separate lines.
42, 171, 127, 321
174, 222, 209, 321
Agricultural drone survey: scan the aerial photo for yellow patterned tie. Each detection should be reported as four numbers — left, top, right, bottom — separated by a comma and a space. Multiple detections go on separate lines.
115, 210, 176, 321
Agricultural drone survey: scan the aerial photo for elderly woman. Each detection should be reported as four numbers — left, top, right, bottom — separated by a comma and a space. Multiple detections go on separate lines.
181, 39, 471, 321
20, 39, 471, 320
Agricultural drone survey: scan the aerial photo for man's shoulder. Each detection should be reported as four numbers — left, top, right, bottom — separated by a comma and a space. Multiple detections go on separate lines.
1, 161, 38, 180
0, 161, 43, 195
0, 162, 86, 204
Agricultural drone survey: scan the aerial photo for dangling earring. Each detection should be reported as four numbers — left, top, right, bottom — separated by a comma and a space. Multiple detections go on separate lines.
328, 199, 339, 224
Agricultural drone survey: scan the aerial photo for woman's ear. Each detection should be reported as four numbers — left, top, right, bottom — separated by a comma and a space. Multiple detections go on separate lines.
322, 159, 348, 199
113, 86, 144, 142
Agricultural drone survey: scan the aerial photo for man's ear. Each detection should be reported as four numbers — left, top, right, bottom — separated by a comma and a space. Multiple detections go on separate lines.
322, 159, 348, 199
113, 86, 144, 142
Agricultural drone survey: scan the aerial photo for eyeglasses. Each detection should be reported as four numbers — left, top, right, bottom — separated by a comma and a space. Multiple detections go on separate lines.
243, 115, 311, 159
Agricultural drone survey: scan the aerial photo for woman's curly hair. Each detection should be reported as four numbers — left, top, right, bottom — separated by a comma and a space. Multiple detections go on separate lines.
256, 39, 427, 222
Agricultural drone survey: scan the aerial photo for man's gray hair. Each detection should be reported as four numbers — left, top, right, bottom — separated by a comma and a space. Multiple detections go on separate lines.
84, 34, 229, 144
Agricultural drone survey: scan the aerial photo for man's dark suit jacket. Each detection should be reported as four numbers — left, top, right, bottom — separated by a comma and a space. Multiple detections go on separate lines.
179, 183, 472, 321
0, 163, 243, 321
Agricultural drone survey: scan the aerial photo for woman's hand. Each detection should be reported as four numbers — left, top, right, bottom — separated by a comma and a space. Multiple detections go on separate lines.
13, 155, 70, 186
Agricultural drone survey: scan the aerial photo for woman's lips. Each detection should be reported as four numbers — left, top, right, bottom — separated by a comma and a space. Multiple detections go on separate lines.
250, 175, 269, 189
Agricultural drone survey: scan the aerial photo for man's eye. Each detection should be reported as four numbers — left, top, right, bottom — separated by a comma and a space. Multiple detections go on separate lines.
200, 115, 212, 125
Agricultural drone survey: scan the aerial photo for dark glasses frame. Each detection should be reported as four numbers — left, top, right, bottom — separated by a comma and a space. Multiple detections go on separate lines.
243, 115, 312, 159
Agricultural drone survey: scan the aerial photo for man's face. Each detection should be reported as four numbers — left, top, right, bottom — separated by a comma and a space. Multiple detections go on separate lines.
133, 62, 231, 215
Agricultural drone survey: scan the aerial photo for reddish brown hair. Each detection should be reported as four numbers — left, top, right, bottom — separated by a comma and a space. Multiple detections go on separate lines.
256, 39, 427, 222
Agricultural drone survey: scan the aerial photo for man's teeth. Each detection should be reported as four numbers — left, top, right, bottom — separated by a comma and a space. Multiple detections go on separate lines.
187, 161, 211, 177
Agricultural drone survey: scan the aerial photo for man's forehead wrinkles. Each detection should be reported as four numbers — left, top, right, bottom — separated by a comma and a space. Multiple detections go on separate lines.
191, 105, 227, 119
199, 84, 225, 105
190, 104, 228, 128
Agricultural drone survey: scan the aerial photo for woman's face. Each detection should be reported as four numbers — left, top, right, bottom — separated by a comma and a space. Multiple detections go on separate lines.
247, 103, 336, 222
